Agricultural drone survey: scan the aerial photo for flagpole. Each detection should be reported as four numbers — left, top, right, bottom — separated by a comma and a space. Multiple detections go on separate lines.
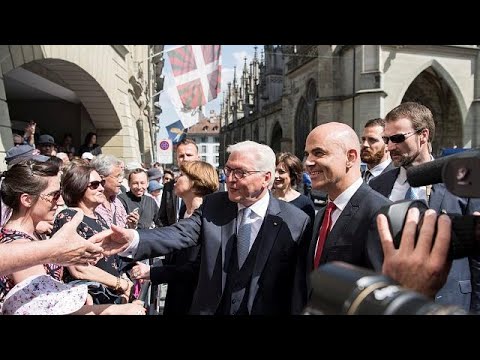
134, 45, 184, 64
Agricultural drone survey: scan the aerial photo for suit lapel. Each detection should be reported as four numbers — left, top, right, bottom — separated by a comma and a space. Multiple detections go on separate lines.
429, 183, 447, 212
220, 201, 238, 292
308, 207, 325, 270
248, 197, 282, 312
372, 167, 399, 198
325, 185, 365, 249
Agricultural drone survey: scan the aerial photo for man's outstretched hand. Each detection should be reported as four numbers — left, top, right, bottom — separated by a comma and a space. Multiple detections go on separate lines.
50, 210, 104, 266
90, 224, 136, 257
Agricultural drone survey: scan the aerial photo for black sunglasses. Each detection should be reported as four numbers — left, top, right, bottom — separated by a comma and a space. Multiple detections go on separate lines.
88, 179, 106, 190
382, 128, 424, 144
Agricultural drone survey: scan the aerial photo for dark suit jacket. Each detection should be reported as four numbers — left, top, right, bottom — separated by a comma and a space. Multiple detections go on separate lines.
136, 191, 312, 315
156, 181, 178, 227
308, 182, 391, 273
369, 167, 480, 311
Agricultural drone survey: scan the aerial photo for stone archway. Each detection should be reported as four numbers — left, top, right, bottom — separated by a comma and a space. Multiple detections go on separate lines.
402, 67, 462, 155
0, 45, 144, 168
271, 121, 283, 153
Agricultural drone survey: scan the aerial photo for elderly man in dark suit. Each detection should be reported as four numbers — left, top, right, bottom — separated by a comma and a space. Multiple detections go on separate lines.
304, 122, 391, 274
108, 141, 312, 315
360, 118, 396, 184
369, 102, 480, 312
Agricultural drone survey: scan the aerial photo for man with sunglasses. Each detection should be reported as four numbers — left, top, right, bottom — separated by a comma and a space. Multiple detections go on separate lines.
369, 101, 480, 312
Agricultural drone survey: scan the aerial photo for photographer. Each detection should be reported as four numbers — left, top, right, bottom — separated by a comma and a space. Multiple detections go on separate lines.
377, 207, 452, 298
369, 102, 480, 311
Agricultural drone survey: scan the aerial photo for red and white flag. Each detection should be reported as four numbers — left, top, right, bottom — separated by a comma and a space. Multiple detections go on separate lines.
167, 45, 222, 111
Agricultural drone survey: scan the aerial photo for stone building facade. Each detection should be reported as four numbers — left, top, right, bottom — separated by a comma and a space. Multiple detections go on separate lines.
0, 45, 164, 170
188, 111, 221, 168
221, 45, 480, 162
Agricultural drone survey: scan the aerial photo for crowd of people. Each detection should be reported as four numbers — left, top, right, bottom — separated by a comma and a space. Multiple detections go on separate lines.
0, 101, 478, 315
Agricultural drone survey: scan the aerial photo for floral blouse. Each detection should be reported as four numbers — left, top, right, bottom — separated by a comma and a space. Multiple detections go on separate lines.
0, 228, 63, 304
52, 208, 120, 281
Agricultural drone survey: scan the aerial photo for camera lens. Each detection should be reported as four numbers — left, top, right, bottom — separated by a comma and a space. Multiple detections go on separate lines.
304, 262, 468, 315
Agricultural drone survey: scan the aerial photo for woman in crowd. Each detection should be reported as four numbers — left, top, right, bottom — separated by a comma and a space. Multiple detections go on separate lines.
272, 152, 315, 224
131, 160, 219, 315
78, 132, 102, 157
0, 160, 145, 314
52, 164, 134, 304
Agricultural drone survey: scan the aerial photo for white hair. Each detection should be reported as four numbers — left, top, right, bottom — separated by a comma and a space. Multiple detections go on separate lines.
226, 141, 275, 186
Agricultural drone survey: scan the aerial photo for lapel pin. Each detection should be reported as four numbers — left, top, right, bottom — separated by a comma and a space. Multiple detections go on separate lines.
273, 222, 278, 226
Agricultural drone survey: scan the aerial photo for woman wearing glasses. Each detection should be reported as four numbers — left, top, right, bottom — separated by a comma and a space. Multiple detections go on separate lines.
0, 160, 145, 314
52, 164, 134, 304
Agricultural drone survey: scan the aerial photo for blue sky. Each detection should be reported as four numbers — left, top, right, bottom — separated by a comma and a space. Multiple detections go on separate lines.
157, 45, 259, 139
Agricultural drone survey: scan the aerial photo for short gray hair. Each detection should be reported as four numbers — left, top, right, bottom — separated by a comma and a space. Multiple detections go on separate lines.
226, 141, 276, 186
90, 154, 123, 177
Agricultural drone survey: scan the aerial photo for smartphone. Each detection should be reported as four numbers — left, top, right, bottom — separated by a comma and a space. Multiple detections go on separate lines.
132, 207, 139, 213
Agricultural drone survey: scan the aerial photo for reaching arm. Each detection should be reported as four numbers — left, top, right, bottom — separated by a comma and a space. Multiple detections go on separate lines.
0, 211, 103, 276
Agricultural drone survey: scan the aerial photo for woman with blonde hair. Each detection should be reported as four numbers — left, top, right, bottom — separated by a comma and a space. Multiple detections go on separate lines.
131, 160, 219, 314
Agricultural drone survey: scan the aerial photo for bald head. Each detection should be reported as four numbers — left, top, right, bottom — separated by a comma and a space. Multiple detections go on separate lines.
310, 122, 360, 154
305, 122, 362, 199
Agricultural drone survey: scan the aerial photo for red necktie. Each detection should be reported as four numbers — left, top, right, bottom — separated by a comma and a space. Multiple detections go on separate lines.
314, 201, 336, 269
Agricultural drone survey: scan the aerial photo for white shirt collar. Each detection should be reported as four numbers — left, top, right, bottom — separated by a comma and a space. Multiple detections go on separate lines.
399, 166, 408, 184
237, 190, 270, 219
331, 177, 363, 211
368, 159, 392, 177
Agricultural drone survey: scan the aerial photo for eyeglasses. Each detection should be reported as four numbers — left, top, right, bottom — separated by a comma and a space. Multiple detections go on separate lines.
39, 190, 61, 204
382, 129, 424, 144
224, 166, 263, 180
107, 173, 124, 182
88, 179, 106, 190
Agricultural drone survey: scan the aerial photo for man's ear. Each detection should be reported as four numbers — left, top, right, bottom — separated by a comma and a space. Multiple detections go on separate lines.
264, 171, 272, 187
346, 149, 358, 168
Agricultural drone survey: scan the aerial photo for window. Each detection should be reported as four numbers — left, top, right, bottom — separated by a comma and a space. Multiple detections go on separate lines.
201, 145, 207, 153
215, 156, 219, 164
215, 145, 220, 153
201, 136, 207, 143
201, 156, 207, 162
214, 137, 219, 143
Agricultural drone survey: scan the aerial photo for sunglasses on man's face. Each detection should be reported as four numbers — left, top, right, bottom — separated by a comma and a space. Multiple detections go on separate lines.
382, 128, 424, 144
87, 179, 106, 190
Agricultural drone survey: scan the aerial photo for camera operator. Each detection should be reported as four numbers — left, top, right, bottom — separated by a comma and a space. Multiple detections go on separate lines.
369, 102, 480, 311
377, 207, 452, 298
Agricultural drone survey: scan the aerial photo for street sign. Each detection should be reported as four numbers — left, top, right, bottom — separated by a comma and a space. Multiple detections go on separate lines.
157, 139, 173, 164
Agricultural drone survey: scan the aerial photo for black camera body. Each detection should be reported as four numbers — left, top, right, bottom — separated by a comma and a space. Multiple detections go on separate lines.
378, 200, 480, 260
304, 262, 468, 315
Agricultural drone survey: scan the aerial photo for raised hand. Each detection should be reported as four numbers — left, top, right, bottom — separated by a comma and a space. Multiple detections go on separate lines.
377, 207, 452, 298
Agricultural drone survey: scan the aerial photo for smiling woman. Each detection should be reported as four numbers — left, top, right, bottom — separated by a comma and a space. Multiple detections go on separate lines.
52, 164, 132, 304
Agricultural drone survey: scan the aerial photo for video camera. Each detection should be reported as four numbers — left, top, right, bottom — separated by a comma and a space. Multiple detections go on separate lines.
303, 262, 468, 315
407, 148, 480, 198
381, 149, 480, 260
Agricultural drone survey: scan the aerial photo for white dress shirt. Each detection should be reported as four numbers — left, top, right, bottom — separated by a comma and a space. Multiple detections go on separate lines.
389, 166, 427, 202
237, 192, 270, 252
